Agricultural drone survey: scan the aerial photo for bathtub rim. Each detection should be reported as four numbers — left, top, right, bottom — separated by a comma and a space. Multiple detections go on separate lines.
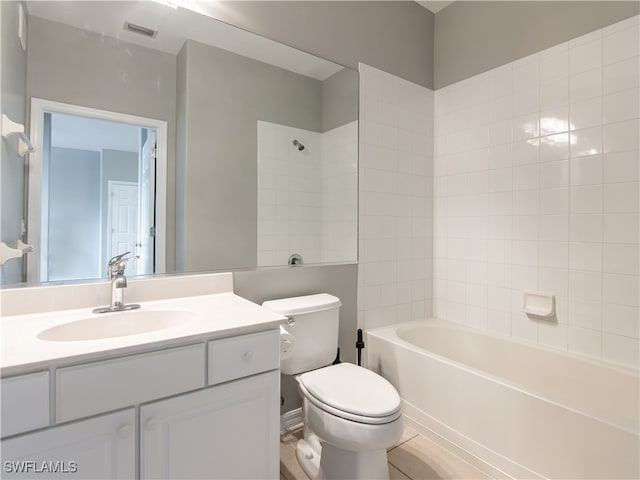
366, 317, 640, 435
368, 317, 639, 377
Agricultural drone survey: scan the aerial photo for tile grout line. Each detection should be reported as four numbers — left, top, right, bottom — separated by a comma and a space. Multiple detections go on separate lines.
389, 431, 421, 452
563, 41, 571, 353
387, 458, 414, 480
599, 29, 605, 361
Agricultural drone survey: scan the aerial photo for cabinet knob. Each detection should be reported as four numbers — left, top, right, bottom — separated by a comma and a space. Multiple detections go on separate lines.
116, 424, 132, 439
243, 351, 253, 361
145, 418, 160, 431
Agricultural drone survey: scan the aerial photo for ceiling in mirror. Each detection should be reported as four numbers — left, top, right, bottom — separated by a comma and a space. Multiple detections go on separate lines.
1, 1, 359, 287
26, 1, 343, 79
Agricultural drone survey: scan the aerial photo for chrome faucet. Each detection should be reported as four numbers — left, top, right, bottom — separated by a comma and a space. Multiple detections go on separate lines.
93, 252, 141, 314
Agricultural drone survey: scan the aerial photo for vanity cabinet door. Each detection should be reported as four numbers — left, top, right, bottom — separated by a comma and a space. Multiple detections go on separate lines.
1, 371, 49, 438
0, 409, 135, 479
141, 370, 279, 479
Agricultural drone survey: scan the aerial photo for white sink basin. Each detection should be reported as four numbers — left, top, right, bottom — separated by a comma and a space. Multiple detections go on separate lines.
38, 310, 196, 342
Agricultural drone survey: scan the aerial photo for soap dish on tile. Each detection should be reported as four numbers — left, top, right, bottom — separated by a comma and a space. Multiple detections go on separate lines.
521, 291, 556, 319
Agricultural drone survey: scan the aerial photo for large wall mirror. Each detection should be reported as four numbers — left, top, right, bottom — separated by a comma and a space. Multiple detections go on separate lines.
1, 1, 358, 286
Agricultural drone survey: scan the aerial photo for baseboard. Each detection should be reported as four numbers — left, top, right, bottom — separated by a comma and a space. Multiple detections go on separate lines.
280, 407, 303, 432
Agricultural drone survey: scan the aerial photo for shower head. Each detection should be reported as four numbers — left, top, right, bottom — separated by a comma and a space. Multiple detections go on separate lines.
293, 140, 305, 151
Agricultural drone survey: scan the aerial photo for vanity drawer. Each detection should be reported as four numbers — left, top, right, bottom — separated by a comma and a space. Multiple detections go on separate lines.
1, 371, 50, 438
57, 344, 205, 422
208, 329, 279, 385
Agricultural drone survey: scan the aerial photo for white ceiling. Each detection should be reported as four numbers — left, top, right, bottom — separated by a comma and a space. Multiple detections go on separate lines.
25, 1, 344, 81
417, 1, 455, 14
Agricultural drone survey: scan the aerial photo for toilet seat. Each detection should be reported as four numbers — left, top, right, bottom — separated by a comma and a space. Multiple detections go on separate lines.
298, 363, 402, 425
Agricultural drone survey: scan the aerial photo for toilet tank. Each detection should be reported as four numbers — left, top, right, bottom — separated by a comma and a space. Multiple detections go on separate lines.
262, 294, 341, 376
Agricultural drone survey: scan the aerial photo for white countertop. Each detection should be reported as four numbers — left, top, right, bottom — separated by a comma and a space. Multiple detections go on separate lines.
1, 292, 286, 377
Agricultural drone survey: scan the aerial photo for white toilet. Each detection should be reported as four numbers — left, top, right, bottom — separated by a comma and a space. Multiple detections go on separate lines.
263, 294, 403, 480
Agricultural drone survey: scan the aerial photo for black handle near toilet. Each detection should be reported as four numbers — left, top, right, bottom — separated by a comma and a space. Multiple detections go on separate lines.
356, 329, 365, 366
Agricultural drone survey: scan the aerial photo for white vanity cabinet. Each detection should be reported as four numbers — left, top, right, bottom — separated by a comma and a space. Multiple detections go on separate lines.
0, 328, 281, 480
141, 370, 280, 479
55, 344, 205, 422
1, 409, 135, 479
0, 372, 50, 437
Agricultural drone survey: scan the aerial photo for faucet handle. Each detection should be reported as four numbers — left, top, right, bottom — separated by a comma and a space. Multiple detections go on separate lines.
108, 252, 131, 267
107, 252, 139, 278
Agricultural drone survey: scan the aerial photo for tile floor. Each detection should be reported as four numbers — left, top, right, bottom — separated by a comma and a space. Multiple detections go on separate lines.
280, 424, 492, 480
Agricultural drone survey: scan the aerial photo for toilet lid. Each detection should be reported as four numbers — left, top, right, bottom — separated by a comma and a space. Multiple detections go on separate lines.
299, 363, 401, 419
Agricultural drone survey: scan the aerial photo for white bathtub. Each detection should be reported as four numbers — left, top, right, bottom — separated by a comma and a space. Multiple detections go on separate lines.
366, 319, 639, 479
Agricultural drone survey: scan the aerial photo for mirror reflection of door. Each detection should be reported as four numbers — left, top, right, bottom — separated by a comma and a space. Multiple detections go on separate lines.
138, 129, 156, 275
108, 181, 138, 261
41, 111, 157, 282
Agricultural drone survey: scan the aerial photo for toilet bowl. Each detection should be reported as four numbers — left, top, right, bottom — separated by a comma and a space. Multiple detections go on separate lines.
261, 294, 403, 480
295, 363, 403, 479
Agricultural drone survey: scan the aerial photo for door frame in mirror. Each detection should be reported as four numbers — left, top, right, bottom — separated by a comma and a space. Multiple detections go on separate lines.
27, 98, 168, 283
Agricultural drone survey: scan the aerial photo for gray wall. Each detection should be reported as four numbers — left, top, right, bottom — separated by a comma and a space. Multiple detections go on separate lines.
234, 263, 358, 413
26, 16, 178, 270
1, 1, 27, 285
176, 40, 322, 273
175, 44, 187, 276
435, 1, 640, 88
48, 147, 101, 281
321, 68, 359, 133
101, 149, 138, 271
216, 1, 435, 89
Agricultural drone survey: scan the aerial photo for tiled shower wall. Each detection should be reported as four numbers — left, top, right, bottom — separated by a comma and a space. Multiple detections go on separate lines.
321, 121, 359, 263
358, 64, 435, 331
257, 121, 358, 266
258, 121, 321, 266
433, 16, 639, 368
